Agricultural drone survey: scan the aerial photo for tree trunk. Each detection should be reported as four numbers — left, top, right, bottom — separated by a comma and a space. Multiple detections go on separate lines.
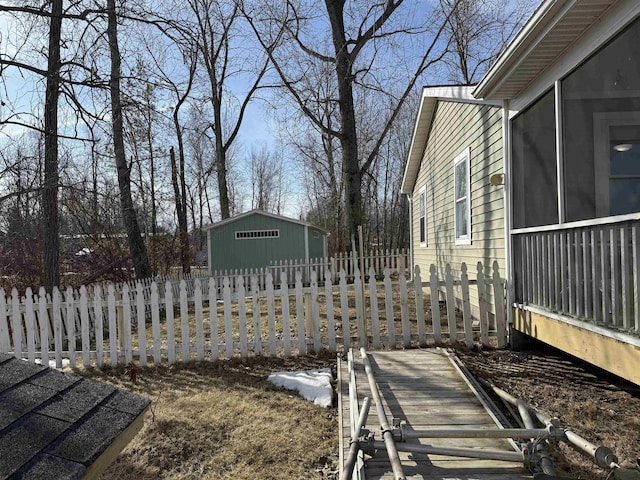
213, 101, 230, 219
107, 0, 151, 279
170, 147, 190, 274
42, 0, 62, 292
325, 0, 363, 241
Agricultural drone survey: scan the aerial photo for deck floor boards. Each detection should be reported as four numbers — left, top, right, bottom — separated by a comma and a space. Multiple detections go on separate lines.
338, 348, 533, 479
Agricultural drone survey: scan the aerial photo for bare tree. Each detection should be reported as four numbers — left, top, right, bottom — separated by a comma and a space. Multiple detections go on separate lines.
440, 0, 537, 84
244, 0, 453, 246
107, 0, 151, 279
247, 144, 287, 213
187, 0, 269, 219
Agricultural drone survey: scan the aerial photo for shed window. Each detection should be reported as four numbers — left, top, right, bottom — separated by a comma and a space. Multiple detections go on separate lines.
454, 148, 471, 245
418, 185, 426, 246
235, 229, 280, 239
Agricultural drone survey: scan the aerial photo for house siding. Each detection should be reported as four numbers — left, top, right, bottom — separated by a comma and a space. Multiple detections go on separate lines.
412, 101, 505, 321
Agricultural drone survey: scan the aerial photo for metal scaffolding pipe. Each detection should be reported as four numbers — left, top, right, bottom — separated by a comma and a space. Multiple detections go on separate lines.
564, 430, 619, 469
371, 440, 525, 463
479, 377, 619, 470
402, 428, 553, 440
360, 348, 406, 480
517, 400, 556, 476
342, 396, 371, 480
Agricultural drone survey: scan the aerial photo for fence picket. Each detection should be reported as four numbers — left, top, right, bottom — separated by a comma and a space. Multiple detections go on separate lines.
64, 287, 75, 366
0, 289, 8, 354
25, 288, 36, 362
80, 286, 90, 367
136, 283, 147, 367
251, 276, 261, 356
339, 269, 350, 350
310, 270, 321, 352
223, 276, 233, 359
209, 278, 219, 360
265, 273, 276, 356
493, 262, 507, 348
195, 279, 205, 361
281, 273, 291, 356
354, 268, 366, 346
383, 268, 394, 349
237, 276, 248, 358
324, 269, 335, 351
107, 286, 117, 366
179, 280, 189, 362
414, 266, 426, 345
151, 282, 161, 364
369, 267, 381, 349
122, 285, 133, 364
429, 265, 442, 343
477, 263, 489, 345
51, 287, 62, 368
165, 281, 176, 365
461, 263, 473, 347
39, 288, 49, 365
444, 265, 456, 340
296, 271, 306, 354
399, 272, 410, 347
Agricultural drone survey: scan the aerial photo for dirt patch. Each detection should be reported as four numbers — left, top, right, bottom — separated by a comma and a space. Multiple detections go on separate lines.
81, 351, 340, 480
454, 343, 640, 479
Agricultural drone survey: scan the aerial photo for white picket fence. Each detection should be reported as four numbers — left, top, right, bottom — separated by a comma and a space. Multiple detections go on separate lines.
0, 261, 506, 368
267, 248, 410, 284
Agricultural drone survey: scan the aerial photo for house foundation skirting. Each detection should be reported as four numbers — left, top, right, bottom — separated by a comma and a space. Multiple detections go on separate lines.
512, 306, 640, 386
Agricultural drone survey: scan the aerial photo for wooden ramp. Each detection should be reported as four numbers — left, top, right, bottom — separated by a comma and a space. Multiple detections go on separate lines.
338, 349, 533, 479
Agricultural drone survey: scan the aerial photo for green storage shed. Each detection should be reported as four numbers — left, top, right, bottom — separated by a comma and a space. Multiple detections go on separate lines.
205, 210, 328, 273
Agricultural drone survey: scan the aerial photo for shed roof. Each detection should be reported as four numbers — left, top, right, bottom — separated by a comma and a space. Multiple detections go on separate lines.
0, 353, 150, 479
473, 0, 622, 100
401, 86, 500, 195
203, 209, 328, 233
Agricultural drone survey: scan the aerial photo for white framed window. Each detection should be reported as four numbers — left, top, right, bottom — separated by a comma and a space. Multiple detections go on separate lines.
418, 185, 427, 247
235, 229, 280, 239
453, 148, 471, 245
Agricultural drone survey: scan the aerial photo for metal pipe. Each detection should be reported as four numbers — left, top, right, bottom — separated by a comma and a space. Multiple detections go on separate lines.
360, 348, 406, 480
371, 440, 524, 463
342, 396, 371, 480
518, 400, 556, 476
479, 377, 619, 470
402, 428, 553, 440
564, 430, 619, 469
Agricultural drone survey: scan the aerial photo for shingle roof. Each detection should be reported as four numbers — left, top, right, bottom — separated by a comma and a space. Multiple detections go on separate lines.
0, 353, 150, 479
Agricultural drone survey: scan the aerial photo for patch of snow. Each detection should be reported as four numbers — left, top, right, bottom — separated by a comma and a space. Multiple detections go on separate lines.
34, 358, 71, 369
268, 368, 333, 408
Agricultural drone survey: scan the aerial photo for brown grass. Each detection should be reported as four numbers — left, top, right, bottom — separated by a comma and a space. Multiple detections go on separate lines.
80, 352, 339, 479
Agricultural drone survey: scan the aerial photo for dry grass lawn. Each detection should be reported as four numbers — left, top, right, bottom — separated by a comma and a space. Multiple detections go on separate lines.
81, 352, 339, 480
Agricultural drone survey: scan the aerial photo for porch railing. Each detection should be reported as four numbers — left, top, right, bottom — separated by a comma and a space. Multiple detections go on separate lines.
512, 214, 640, 332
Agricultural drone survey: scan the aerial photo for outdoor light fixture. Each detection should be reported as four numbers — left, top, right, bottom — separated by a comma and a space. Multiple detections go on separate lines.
613, 143, 633, 152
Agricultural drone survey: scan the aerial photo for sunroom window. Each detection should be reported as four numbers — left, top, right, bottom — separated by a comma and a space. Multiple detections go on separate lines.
562, 15, 640, 221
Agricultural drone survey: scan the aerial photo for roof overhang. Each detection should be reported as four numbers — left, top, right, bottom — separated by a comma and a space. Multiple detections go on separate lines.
473, 0, 621, 100
401, 86, 500, 195
203, 209, 328, 233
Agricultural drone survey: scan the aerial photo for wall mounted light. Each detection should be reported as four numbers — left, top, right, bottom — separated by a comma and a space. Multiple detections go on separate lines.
489, 173, 504, 186
613, 143, 633, 152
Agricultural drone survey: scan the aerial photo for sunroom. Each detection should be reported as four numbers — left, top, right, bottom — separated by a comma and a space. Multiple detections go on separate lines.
474, 0, 640, 384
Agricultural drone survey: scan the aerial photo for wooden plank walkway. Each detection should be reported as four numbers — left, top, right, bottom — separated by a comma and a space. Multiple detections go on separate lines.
338, 349, 533, 479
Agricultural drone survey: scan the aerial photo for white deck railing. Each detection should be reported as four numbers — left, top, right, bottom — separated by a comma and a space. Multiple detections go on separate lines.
0, 262, 505, 367
512, 214, 640, 332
